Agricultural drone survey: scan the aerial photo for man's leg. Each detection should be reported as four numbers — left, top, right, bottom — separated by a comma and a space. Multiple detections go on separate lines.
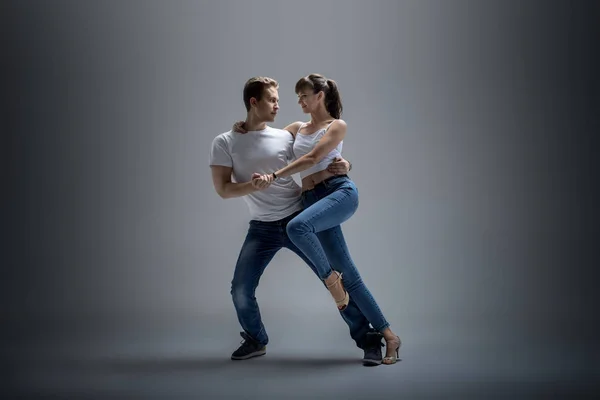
230, 221, 282, 360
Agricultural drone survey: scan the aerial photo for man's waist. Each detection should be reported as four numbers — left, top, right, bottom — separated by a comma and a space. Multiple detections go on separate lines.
249, 213, 301, 226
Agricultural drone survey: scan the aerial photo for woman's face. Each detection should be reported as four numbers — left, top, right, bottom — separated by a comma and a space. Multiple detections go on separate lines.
297, 89, 322, 113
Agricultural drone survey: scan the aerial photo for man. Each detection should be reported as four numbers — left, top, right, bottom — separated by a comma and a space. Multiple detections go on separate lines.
209, 76, 384, 365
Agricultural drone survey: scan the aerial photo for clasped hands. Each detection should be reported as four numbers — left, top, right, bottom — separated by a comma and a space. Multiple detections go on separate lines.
251, 172, 274, 190
250, 156, 350, 191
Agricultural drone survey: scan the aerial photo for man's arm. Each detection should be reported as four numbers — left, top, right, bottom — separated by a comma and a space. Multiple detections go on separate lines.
211, 165, 268, 199
209, 134, 270, 198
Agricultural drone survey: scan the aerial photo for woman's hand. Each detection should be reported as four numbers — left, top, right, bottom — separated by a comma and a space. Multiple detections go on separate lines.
251, 173, 273, 190
327, 157, 351, 175
232, 121, 248, 133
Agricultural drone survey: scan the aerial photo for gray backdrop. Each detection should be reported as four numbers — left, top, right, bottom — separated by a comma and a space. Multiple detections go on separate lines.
4, 0, 597, 398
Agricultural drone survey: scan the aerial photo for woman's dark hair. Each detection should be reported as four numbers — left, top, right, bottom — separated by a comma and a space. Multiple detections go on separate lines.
295, 73, 343, 119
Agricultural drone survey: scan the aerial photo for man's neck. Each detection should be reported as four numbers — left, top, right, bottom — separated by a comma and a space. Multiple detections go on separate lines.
244, 114, 267, 131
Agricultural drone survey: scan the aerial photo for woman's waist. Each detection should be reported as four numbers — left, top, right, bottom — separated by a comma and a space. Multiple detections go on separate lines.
297, 152, 342, 179
301, 171, 350, 193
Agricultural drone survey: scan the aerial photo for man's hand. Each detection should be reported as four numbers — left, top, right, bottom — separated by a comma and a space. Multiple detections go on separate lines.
232, 121, 247, 134
327, 157, 351, 175
251, 173, 273, 190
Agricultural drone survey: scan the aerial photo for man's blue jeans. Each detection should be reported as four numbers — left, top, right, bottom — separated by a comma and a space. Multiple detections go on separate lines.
231, 210, 374, 347
286, 175, 390, 332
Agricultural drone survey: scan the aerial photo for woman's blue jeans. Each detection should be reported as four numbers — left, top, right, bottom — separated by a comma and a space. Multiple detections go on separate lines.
286, 175, 390, 332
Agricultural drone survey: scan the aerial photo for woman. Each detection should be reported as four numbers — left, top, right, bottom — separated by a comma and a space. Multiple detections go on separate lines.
250, 74, 401, 365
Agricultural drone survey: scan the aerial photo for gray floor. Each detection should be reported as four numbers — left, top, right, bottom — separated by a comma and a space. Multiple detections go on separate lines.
5, 312, 597, 399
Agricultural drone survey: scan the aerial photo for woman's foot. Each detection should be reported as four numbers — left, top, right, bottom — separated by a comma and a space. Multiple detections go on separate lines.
325, 270, 349, 311
382, 335, 401, 365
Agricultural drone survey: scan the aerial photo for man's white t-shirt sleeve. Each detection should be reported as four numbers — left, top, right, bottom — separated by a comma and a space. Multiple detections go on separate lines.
209, 135, 232, 167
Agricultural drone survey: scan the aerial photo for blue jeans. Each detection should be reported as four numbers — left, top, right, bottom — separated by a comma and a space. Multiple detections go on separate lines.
231, 210, 375, 347
286, 175, 390, 332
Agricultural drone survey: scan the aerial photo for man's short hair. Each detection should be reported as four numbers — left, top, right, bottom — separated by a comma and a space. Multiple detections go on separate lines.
243, 77, 279, 111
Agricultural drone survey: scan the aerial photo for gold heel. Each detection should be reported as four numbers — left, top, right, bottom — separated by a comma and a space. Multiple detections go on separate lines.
326, 271, 349, 311
382, 336, 401, 365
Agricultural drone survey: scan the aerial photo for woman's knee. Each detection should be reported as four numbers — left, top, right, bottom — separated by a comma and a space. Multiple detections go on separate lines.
286, 217, 311, 238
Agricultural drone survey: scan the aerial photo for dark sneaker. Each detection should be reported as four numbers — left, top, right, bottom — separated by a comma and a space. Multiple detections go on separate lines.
362, 332, 383, 366
231, 332, 267, 360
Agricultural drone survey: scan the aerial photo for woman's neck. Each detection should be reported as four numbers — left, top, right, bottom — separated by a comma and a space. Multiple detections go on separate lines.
309, 109, 334, 126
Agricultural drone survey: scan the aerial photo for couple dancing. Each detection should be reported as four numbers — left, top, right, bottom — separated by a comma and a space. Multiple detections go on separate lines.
209, 74, 401, 366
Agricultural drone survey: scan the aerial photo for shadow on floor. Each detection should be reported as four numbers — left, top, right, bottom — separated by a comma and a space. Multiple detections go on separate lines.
63, 353, 387, 373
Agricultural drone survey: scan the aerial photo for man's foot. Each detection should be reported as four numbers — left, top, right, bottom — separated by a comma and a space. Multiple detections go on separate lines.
362, 332, 383, 366
231, 332, 267, 360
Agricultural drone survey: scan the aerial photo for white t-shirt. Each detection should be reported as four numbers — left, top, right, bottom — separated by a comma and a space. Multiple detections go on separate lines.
209, 126, 303, 222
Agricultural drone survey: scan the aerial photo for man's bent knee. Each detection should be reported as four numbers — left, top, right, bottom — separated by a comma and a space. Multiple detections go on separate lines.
231, 283, 254, 310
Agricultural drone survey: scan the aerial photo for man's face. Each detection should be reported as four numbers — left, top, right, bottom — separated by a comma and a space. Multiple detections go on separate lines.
253, 86, 279, 122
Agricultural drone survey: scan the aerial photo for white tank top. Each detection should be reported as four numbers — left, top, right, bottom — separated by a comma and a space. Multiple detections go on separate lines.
293, 121, 343, 179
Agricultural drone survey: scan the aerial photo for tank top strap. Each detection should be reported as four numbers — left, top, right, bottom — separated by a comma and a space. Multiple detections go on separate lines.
324, 119, 337, 132
296, 122, 306, 135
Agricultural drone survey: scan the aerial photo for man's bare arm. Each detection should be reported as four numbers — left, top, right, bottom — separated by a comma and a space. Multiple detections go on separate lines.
211, 165, 268, 199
